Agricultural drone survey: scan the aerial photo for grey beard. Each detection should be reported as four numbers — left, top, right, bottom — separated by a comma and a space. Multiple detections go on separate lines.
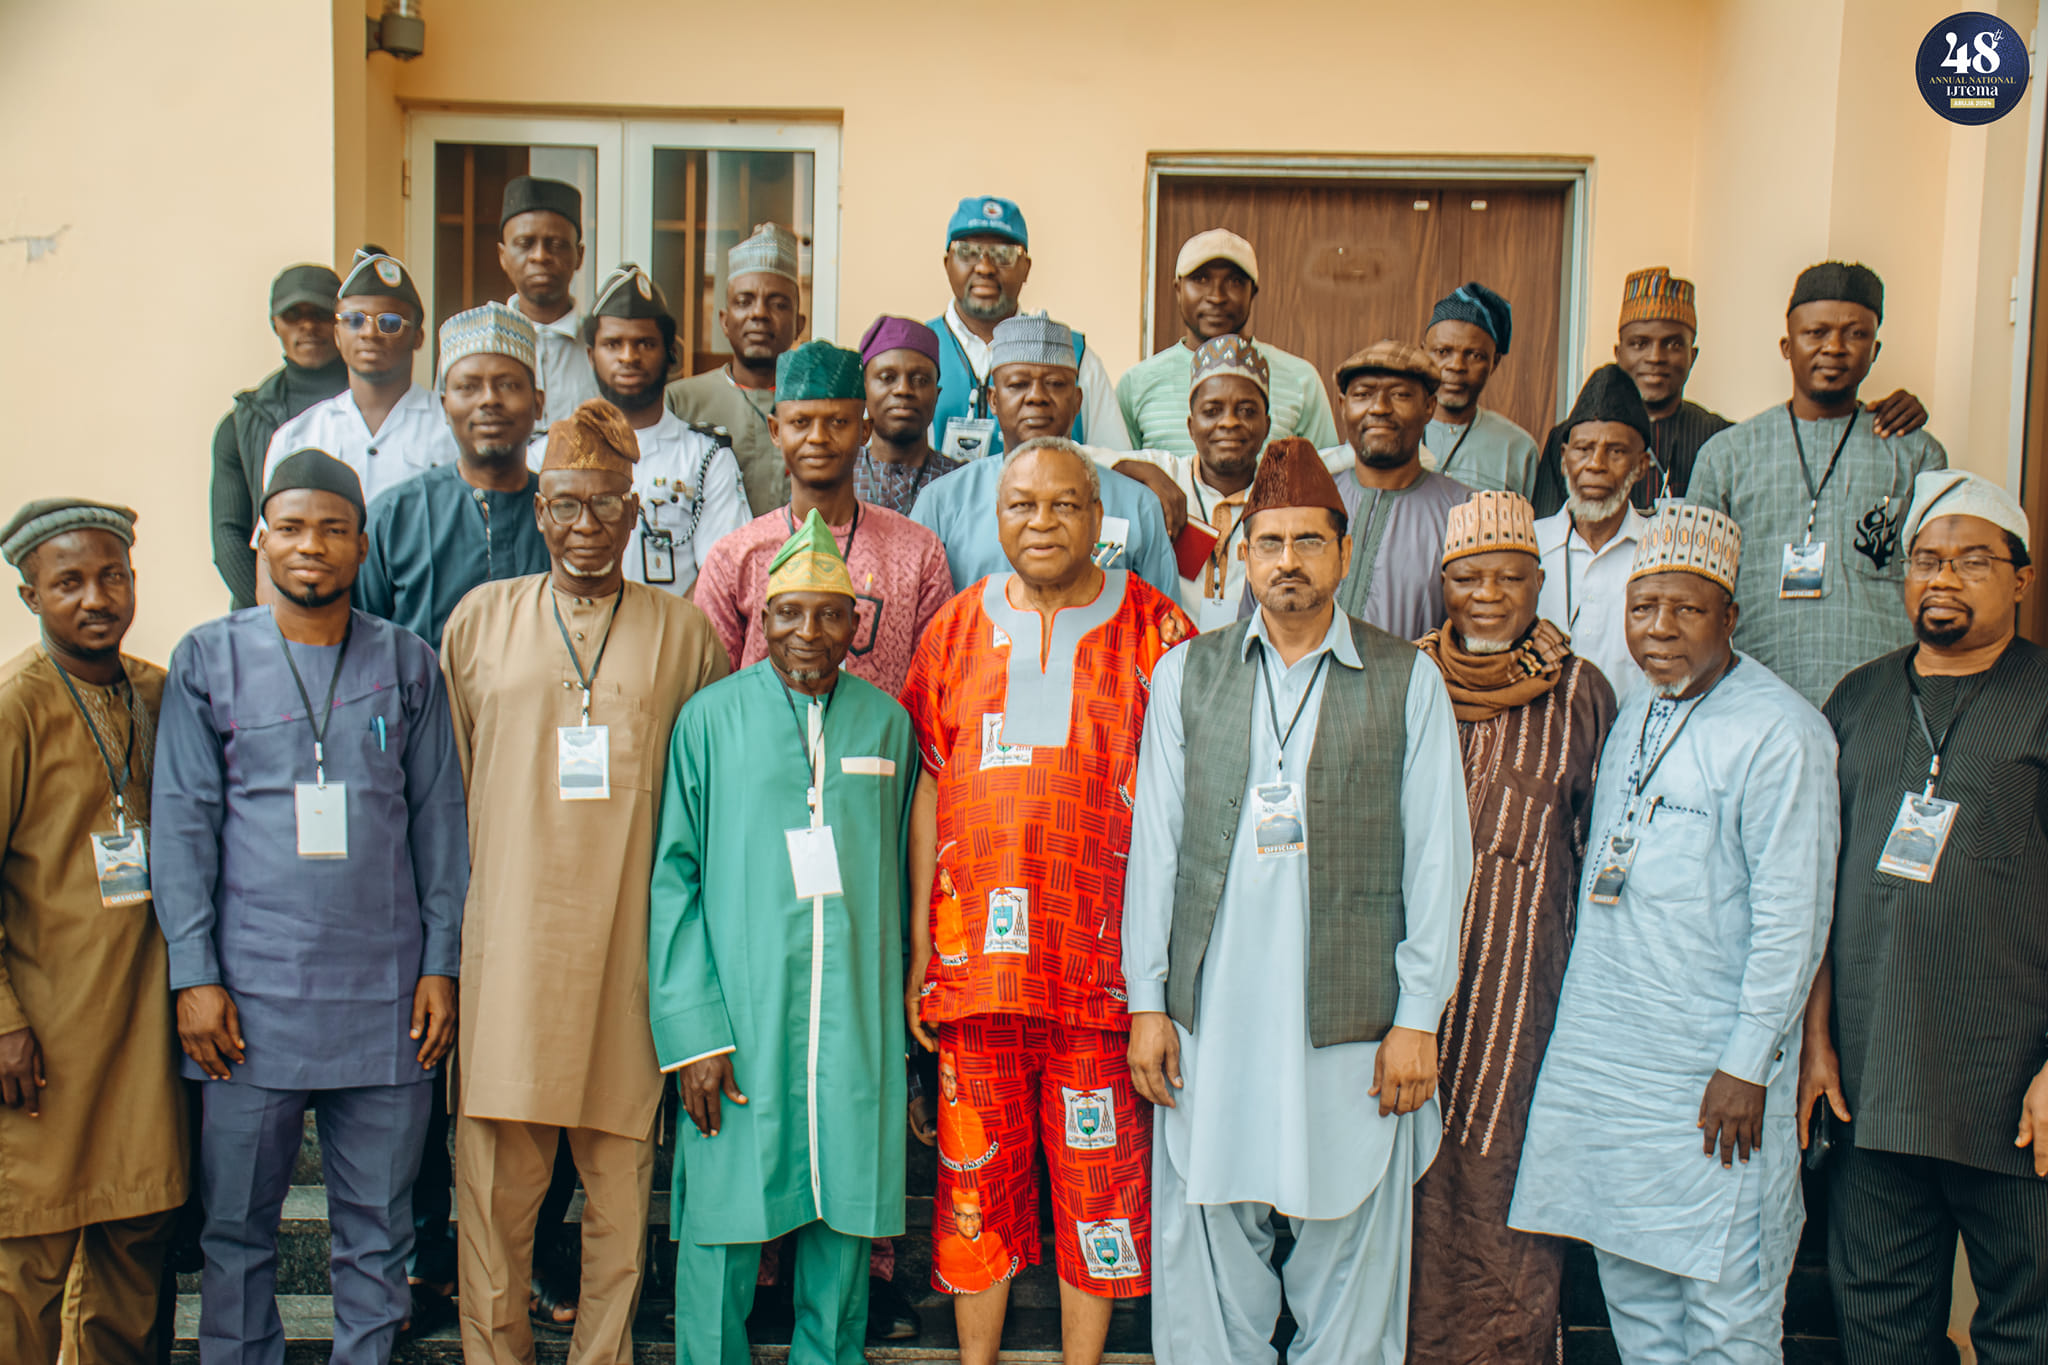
561, 558, 617, 579
1566, 484, 1635, 524
1461, 634, 1515, 655
958, 291, 1017, 323
1651, 673, 1696, 699
786, 666, 837, 685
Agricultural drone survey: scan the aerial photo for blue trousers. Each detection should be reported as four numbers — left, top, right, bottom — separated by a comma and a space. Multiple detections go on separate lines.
196, 1081, 431, 1365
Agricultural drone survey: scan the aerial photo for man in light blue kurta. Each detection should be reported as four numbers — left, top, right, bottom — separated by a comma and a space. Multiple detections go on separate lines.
1510, 502, 1839, 1363
1123, 440, 1471, 1365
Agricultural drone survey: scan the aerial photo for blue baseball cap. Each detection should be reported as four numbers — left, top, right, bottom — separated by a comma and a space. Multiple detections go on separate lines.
946, 195, 1029, 249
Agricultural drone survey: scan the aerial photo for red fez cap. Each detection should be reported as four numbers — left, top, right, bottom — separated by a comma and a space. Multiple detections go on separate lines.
1243, 437, 1346, 523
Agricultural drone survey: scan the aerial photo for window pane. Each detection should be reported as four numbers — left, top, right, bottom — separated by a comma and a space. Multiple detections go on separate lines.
649, 147, 814, 376
429, 140, 598, 337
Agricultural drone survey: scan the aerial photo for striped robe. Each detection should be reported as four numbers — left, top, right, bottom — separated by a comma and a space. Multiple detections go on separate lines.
1408, 653, 1616, 1363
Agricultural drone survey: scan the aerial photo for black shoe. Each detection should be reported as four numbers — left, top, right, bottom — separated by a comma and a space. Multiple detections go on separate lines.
866, 1275, 920, 1342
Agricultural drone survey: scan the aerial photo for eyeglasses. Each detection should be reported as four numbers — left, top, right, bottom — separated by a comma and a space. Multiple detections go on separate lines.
949, 241, 1024, 268
543, 494, 630, 526
1249, 533, 1334, 560
1906, 551, 2016, 581
337, 310, 412, 335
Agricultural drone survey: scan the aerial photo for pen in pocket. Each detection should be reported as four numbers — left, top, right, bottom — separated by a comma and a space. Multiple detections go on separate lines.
372, 716, 387, 751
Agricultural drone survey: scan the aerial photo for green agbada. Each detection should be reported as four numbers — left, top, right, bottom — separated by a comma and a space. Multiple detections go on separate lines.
648, 661, 916, 1245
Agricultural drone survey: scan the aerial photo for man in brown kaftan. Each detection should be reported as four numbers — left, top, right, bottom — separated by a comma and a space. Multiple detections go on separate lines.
1410, 490, 1616, 1362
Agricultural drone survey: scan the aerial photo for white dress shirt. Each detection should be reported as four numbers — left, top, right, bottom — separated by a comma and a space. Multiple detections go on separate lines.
509, 294, 599, 428
264, 384, 458, 508
1534, 506, 1651, 707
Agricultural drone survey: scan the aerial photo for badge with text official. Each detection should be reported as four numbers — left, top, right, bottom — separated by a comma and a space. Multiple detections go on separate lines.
91, 827, 151, 907
1251, 782, 1308, 858
1876, 792, 1958, 882
1587, 831, 1639, 905
641, 527, 676, 584
1917, 12, 2031, 125
1780, 540, 1827, 598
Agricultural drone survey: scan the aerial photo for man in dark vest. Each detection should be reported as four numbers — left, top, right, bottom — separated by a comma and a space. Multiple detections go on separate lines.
208, 264, 347, 608
1123, 436, 1472, 1364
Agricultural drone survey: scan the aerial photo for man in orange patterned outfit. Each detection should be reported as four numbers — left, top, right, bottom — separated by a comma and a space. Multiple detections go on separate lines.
902, 437, 1193, 1365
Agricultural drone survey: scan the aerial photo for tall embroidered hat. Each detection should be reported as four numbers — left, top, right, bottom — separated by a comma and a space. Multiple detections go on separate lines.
775, 341, 865, 404
1242, 437, 1346, 522
988, 312, 1076, 372
766, 508, 856, 600
1189, 334, 1270, 399
1629, 503, 1743, 593
728, 223, 801, 286
436, 301, 537, 389
1442, 491, 1540, 564
1619, 267, 1698, 332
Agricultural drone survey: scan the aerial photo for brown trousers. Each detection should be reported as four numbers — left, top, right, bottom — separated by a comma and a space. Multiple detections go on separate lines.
455, 1113, 653, 1365
0, 1210, 175, 1365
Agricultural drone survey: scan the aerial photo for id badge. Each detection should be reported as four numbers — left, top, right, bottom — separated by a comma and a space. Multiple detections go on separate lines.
1093, 515, 1131, 570
1780, 541, 1827, 598
642, 527, 676, 584
1196, 593, 1242, 632
1587, 832, 1639, 904
979, 713, 1032, 770
941, 416, 997, 461
1251, 781, 1307, 858
294, 782, 348, 858
557, 725, 611, 800
91, 827, 151, 906
1876, 792, 1957, 883
785, 825, 845, 900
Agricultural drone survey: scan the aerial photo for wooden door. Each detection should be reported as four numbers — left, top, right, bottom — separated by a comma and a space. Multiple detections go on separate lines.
1151, 178, 1570, 441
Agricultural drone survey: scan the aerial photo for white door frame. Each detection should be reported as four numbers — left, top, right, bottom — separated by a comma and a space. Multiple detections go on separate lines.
1142, 153, 1591, 424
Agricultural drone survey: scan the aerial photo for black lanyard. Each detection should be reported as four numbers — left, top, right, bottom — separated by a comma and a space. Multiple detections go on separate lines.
1786, 404, 1860, 543
274, 616, 352, 785
784, 503, 861, 569
942, 318, 992, 420
1628, 656, 1738, 803
1434, 417, 1475, 477
1903, 651, 1989, 798
51, 656, 138, 831
779, 675, 835, 806
552, 588, 625, 725
1256, 642, 1331, 774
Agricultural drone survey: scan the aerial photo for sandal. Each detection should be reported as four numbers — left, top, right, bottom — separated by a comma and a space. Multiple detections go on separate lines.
528, 1253, 579, 1336
398, 1282, 457, 1341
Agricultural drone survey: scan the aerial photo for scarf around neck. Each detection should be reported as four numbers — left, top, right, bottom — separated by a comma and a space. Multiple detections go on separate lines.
1417, 618, 1568, 723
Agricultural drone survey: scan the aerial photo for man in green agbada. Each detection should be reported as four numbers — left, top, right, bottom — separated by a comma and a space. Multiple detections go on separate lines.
650, 508, 917, 1364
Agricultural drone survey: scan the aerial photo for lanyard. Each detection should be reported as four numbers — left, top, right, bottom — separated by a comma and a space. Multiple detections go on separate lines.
779, 677, 834, 817
721, 367, 775, 435
942, 316, 992, 420
51, 657, 138, 833
551, 589, 625, 726
1902, 651, 1988, 799
1626, 656, 1738, 811
1563, 529, 1583, 631
1256, 642, 1331, 778
1434, 418, 1475, 477
1188, 475, 1249, 595
1785, 404, 1860, 544
785, 503, 861, 569
274, 617, 353, 786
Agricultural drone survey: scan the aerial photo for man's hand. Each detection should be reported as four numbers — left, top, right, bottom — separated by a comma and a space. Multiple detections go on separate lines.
0, 1026, 44, 1115
1866, 389, 1928, 439
176, 985, 245, 1082
410, 975, 457, 1070
1699, 1069, 1767, 1166
1368, 1026, 1438, 1118
905, 950, 937, 1053
2016, 1061, 2048, 1178
1126, 1012, 1183, 1109
681, 1053, 746, 1137
1114, 460, 1189, 539
1796, 1032, 1851, 1150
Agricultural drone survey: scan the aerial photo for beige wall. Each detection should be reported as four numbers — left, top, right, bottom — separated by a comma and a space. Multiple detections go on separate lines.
0, 0, 337, 663
2, 0, 2036, 662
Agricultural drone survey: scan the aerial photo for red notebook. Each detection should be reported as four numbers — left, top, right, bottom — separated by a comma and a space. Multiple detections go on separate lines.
1173, 519, 1219, 582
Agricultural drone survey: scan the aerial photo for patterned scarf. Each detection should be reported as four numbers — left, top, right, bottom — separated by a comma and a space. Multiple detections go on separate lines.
1417, 619, 1569, 723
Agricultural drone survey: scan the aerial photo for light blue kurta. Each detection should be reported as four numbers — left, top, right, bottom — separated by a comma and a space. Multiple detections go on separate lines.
1123, 610, 1471, 1218
1509, 654, 1839, 1286
1425, 408, 1541, 499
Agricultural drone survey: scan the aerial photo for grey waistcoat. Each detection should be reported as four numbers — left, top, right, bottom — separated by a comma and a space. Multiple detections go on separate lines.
1168, 614, 1412, 1047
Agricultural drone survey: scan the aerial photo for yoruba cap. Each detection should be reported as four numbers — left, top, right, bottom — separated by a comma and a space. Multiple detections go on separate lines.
590, 263, 673, 323
1175, 228, 1259, 284
1789, 261, 1883, 322
1335, 338, 1439, 394
859, 315, 941, 368
1429, 281, 1513, 356
729, 223, 801, 286
946, 195, 1028, 248
765, 508, 856, 601
776, 340, 866, 404
338, 247, 423, 315
989, 311, 1076, 372
263, 449, 366, 526
1902, 470, 2030, 553
1189, 334, 1270, 399
541, 400, 640, 478
1243, 437, 1346, 522
1629, 503, 1742, 593
1619, 267, 1697, 333
436, 301, 537, 389
1563, 363, 1654, 448
500, 175, 583, 237
270, 264, 341, 318
1443, 491, 1540, 564
1, 498, 137, 568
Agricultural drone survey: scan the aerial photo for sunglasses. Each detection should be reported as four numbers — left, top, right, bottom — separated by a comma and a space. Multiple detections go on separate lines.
337, 310, 413, 335
950, 241, 1024, 268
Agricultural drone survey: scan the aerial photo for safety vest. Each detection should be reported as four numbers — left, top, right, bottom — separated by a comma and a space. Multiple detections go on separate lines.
927, 313, 1088, 458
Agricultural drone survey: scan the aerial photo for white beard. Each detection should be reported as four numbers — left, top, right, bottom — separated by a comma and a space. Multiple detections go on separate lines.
1566, 486, 1634, 524
1651, 673, 1696, 699
562, 558, 618, 579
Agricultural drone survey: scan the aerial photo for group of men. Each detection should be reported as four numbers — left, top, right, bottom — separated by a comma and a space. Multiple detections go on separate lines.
1, 172, 2043, 1365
